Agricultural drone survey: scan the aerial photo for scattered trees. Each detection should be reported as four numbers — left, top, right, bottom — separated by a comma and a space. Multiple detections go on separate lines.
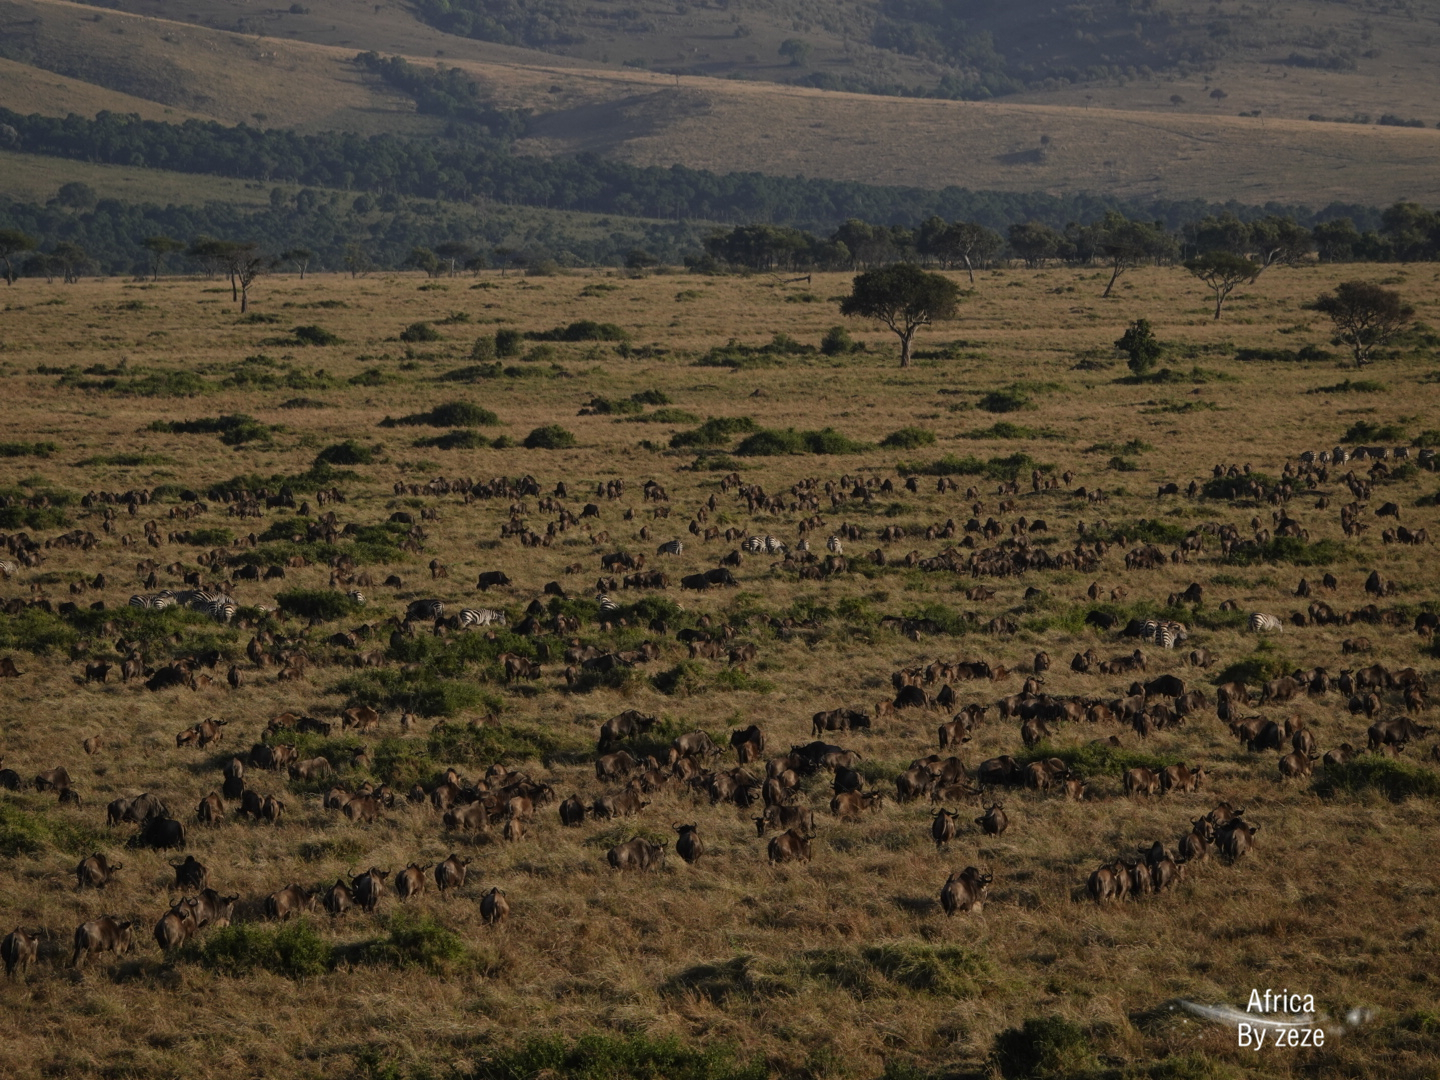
1306, 281, 1415, 367
0, 229, 36, 285
1098, 212, 1175, 297
840, 263, 961, 368
1184, 251, 1260, 319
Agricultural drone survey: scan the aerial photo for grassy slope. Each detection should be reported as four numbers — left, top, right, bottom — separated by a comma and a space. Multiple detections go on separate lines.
2, 0, 1437, 209
0, 265, 1436, 1077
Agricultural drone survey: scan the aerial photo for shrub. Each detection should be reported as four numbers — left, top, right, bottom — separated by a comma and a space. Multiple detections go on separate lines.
992, 1016, 1096, 1079
1314, 757, 1440, 800
189, 920, 333, 980
1309, 379, 1386, 394
418, 430, 490, 450
896, 453, 1048, 481
1343, 419, 1406, 442
631, 388, 670, 405
0, 441, 57, 458
524, 425, 577, 449
362, 911, 467, 971
1222, 536, 1346, 567
399, 321, 442, 342
470, 336, 497, 361
526, 321, 628, 342
636, 407, 701, 424
335, 669, 499, 718
291, 324, 340, 346
652, 661, 707, 696
383, 401, 500, 428
1116, 318, 1162, 375
585, 396, 644, 415
978, 388, 1034, 412
314, 440, 375, 465
494, 328, 523, 357
0, 606, 80, 655
820, 325, 859, 355
734, 428, 869, 455
148, 414, 273, 445
276, 588, 363, 621
670, 416, 758, 449
880, 427, 936, 449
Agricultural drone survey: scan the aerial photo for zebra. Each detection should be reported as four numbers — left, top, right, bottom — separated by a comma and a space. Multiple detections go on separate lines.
742, 536, 766, 554
406, 599, 445, 622
596, 594, 620, 615
1140, 619, 1187, 648
763, 535, 786, 555
456, 608, 505, 629
203, 598, 238, 623
128, 594, 153, 610
1248, 612, 1283, 633
795, 538, 810, 553
149, 591, 178, 610
826, 535, 843, 554
347, 590, 366, 605
657, 539, 683, 556
0, 559, 15, 578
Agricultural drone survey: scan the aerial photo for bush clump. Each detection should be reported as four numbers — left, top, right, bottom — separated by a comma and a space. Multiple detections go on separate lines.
399, 321, 442, 343
670, 416, 758, 449
879, 427, 936, 449
896, 453, 1049, 482
734, 428, 869, 456
148, 414, 273, 445
1314, 757, 1440, 800
470, 1034, 766, 1080
523, 425, 578, 449
314, 440, 375, 466
383, 401, 500, 428
1343, 419, 1406, 442
417, 430, 490, 450
276, 588, 363, 622
362, 911, 467, 971
188, 920, 333, 980
291, 325, 340, 346
992, 1016, 1096, 1080
526, 321, 628, 342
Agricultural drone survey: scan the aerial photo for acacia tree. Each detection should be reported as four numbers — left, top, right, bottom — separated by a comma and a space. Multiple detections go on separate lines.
142, 236, 183, 281
281, 247, 314, 279
234, 246, 270, 313
839, 263, 961, 368
0, 229, 37, 285
1306, 281, 1414, 367
1184, 251, 1260, 319
1100, 212, 1175, 298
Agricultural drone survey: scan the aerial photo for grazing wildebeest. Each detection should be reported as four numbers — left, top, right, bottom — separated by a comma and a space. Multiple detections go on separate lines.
730, 725, 765, 763
1368, 717, 1433, 753
767, 828, 813, 864
755, 805, 815, 835
975, 802, 1008, 836
1, 928, 39, 977
265, 884, 317, 920
72, 917, 135, 968
674, 823, 704, 864
480, 887, 509, 925
1123, 767, 1159, 797
76, 853, 122, 890
435, 854, 471, 894
351, 868, 389, 913
171, 855, 209, 891
940, 867, 992, 915
931, 808, 960, 849
606, 837, 667, 871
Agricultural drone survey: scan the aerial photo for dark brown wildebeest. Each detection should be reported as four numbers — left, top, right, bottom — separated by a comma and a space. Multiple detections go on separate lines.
139, 816, 186, 851
351, 868, 389, 913
121, 793, 167, 825
940, 866, 992, 915
154, 900, 198, 953
1150, 855, 1182, 892
767, 828, 813, 864
0, 657, 22, 678
476, 571, 511, 590
1159, 764, 1207, 794
85, 661, 111, 684
72, 917, 135, 968
1216, 818, 1259, 859
222, 758, 245, 800
1292, 728, 1318, 757
755, 805, 815, 835
1123, 767, 1159, 797
34, 767, 71, 793
443, 803, 487, 832
830, 791, 883, 820
592, 788, 648, 820
323, 879, 354, 916
607, 837, 667, 871
674, 823, 704, 864
1323, 743, 1357, 767
668, 730, 720, 763
2, 928, 39, 977
503, 815, 526, 842
395, 863, 430, 901
435, 854, 471, 894
262, 795, 285, 825
976, 756, 1023, 787
76, 853, 122, 890
931, 808, 960, 849
171, 855, 208, 891
1179, 818, 1215, 863
558, 795, 586, 826
265, 884, 317, 920
1189, 648, 1213, 668
937, 715, 973, 749
343, 795, 382, 823
595, 751, 637, 781
975, 802, 1008, 836
191, 888, 237, 929
1247, 721, 1286, 753
730, 725, 765, 763
480, 887, 509, 925
1020, 718, 1051, 749
1369, 716, 1433, 753
597, 710, 656, 751
1278, 752, 1316, 780
289, 757, 332, 782
1087, 861, 1128, 904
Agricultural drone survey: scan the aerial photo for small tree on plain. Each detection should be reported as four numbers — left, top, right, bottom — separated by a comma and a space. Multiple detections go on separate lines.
839, 263, 961, 368
343, 242, 373, 278
1115, 318, 1162, 375
1184, 251, 1260, 319
282, 247, 314, 279
1099, 212, 1174, 298
1306, 281, 1415, 367
142, 236, 183, 281
0, 229, 37, 285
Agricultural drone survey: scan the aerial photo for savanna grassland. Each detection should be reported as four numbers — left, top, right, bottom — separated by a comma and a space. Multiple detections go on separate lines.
0, 262, 1438, 1080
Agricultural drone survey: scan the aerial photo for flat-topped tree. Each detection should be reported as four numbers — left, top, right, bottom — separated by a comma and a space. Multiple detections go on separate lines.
1184, 251, 1260, 320
1306, 281, 1415, 368
840, 263, 961, 368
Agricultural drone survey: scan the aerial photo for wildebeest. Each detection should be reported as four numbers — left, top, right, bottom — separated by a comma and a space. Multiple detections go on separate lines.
265, 884, 317, 920
323, 879, 354, 916
476, 571, 512, 590
191, 888, 237, 929
154, 900, 198, 953
830, 791, 883, 819
1087, 861, 1128, 904
1322, 743, 1357, 767
976, 756, 1023, 787
592, 788, 649, 820
595, 751, 637, 781
351, 867, 389, 913
767, 828, 813, 864
1368, 716, 1433, 753
931, 808, 960, 848
1179, 818, 1215, 863
975, 803, 1008, 836
138, 816, 186, 851
940, 866, 992, 915
730, 724, 766, 763
343, 795, 383, 823
558, 794, 587, 826
755, 805, 815, 835
435, 854, 472, 894
196, 792, 225, 824
606, 837, 667, 871
597, 710, 656, 751
72, 917, 135, 968
1159, 764, 1207, 794
669, 730, 720, 763
674, 823, 704, 864
480, 887, 509, 925
34, 767, 71, 793
1278, 752, 1316, 780
1, 928, 39, 977
1216, 818, 1259, 859
396, 863, 430, 900
171, 855, 209, 891
1123, 767, 1159, 797
76, 853, 122, 890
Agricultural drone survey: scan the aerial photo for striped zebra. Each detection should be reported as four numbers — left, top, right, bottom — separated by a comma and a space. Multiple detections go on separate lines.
149, 591, 178, 611
825, 535, 843, 554
203, 597, 238, 623
128, 594, 153, 610
1140, 619, 1187, 648
0, 559, 16, 578
795, 538, 810, 553
596, 594, 620, 615
763, 535, 786, 555
456, 607, 506, 629
347, 590, 366, 605
406, 599, 445, 622
741, 536, 766, 554
656, 539, 683, 556
1248, 612, 1283, 633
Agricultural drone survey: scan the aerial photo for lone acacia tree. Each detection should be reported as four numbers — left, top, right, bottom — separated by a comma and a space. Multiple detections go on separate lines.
840, 263, 961, 368
0, 229, 36, 285
1306, 281, 1414, 367
142, 236, 183, 281
1184, 251, 1260, 319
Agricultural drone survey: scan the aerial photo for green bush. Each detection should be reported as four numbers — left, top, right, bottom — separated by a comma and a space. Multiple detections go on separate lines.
1314, 757, 1440, 800
670, 416, 758, 449
652, 661, 708, 697
0, 607, 80, 655
291, 324, 340, 346
635, 407, 701, 424
494, 328, 523, 357
1344, 419, 1406, 442
978, 388, 1034, 412
524, 425, 577, 449
147, 414, 273, 445
362, 911, 467, 971
734, 427, 869, 456
314, 440, 375, 465
427, 720, 581, 767
384, 401, 501, 428
992, 1016, 1096, 1079
526, 320, 629, 342
399, 321, 442, 342
585, 396, 644, 415
879, 427, 936, 449
185, 527, 234, 547
275, 588, 363, 621
1223, 536, 1346, 567
820, 325, 859, 355
896, 453, 1048, 481
1310, 379, 1386, 394
189, 920, 334, 980
0, 441, 57, 458
1018, 741, 1177, 779
335, 669, 499, 718
417, 430, 490, 450
631, 388, 671, 405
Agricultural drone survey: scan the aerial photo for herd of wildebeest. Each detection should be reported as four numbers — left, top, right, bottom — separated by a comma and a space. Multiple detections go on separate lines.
0, 448, 1436, 979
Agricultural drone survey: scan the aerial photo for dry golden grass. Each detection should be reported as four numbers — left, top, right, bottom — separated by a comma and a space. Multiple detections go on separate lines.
0, 264, 1437, 1079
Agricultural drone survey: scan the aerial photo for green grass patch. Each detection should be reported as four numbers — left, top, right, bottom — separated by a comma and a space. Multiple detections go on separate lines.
291, 325, 341, 346
1343, 419, 1406, 442
466, 1034, 766, 1080
1310, 379, 1386, 395
992, 1016, 1096, 1080
1018, 742, 1179, 779
879, 427, 936, 449
1118, 365, 1236, 385
415, 430, 490, 450
57, 369, 214, 396
628, 407, 701, 425
382, 401, 500, 428
896, 453, 1051, 481
75, 453, 173, 467
1236, 345, 1333, 363
712, 668, 776, 693
1222, 536, 1347, 567
360, 911, 467, 972
1314, 757, 1440, 801
186, 920, 333, 980
527, 320, 629, 342
670, 416, 759, 449
694, 333, 815, 370
0, 607, 81, 655
333, 669, 501, 718
965, 422, 1058, 440
314, 441, 377, 466
148, 414, 275, 445
0, 441, 57, 458
734, 428, 870, 455
0, 803, 104, 858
